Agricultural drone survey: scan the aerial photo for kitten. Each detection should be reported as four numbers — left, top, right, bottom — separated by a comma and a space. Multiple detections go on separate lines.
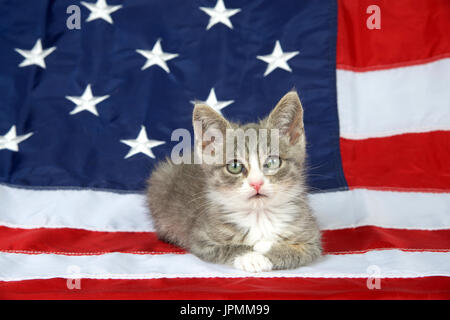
147, 90, 322, 272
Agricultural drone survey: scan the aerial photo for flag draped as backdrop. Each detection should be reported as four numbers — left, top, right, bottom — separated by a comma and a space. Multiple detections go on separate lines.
0, 0, 449, 299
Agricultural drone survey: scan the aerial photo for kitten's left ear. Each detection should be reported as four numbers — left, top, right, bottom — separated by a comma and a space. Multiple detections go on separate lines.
267, 90, 304, 145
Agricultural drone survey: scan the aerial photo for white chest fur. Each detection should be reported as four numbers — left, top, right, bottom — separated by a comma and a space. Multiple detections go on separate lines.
225, 201, 297, 246
207, 187, 299, 250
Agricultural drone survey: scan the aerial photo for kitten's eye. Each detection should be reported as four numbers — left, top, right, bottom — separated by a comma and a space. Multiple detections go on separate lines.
264, 156, 282, 169
226, 160, 244, 174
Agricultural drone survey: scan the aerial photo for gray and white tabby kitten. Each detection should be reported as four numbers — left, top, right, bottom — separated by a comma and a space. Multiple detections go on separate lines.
147, 91, 322, 272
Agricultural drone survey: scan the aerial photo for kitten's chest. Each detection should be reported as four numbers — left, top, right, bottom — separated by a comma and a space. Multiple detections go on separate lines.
227, 203, 296, 245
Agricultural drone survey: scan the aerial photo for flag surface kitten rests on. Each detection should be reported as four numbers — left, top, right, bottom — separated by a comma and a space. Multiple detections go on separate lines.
147, 91, 322, 272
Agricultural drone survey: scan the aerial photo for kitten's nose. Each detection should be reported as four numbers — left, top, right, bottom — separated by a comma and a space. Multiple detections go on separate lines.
249, 181, 264, 192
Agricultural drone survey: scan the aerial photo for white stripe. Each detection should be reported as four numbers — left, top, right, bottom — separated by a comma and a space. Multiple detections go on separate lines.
0, 250, 448, 281
1, 185, 449, 231
0, 185, 153, 232
337, 58, 450, 139
310, 189, 450, 230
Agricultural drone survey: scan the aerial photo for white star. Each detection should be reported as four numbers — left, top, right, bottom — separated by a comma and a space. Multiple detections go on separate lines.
257, 41, 299, 76
15, 39, 56, 69
191, 88, 234, 115
136, 39, 179, 73
0, 126, 33, 152
121, 126, 165, 159
200, 0, 241, 30
65, 84, 110, 116
81, 0, 122, 24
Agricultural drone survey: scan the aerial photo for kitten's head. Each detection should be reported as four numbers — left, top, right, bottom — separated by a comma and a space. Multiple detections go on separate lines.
193, 90, 307, 210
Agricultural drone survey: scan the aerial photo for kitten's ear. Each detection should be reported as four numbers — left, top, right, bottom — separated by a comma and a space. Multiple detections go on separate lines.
192, 104, 230, 156
267, 90, 304, 145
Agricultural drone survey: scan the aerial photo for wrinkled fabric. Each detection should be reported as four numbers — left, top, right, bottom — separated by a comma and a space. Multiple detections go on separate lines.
0, 0, 346, 192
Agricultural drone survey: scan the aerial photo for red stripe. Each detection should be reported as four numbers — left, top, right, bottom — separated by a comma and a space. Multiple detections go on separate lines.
1, 225, 448, 256
0, 277, 449, 299
322, 227, 450, 254
337, 0, 450, 71
340, 131, 450, 192
0, 226, 185, 255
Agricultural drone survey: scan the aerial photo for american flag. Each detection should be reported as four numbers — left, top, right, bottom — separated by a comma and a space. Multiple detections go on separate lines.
0, 0, 449, 299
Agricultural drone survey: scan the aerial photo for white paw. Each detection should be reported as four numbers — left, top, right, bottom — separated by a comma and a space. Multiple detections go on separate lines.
233, 252, 273, 272
253, 240, 273, 254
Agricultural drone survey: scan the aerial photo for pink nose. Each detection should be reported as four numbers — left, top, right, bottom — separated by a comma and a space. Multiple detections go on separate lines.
249, 181, 264, 192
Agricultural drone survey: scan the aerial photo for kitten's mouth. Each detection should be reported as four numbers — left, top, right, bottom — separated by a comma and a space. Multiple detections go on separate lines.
250, 193, 268, 199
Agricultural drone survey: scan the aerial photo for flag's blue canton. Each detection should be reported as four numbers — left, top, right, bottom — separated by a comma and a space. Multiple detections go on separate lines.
0, 0, 347, 192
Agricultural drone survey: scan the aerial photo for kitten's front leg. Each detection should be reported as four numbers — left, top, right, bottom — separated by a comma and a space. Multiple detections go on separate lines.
262, 241, 322, 270
233, 251, 273, 272
189, 242, 273, 272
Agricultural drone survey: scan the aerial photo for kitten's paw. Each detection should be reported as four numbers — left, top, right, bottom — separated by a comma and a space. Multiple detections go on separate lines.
253, 240, 273, 254
233, 252, 273, 272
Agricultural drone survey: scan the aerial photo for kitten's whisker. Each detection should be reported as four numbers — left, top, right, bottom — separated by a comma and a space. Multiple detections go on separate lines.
187, 191, 210, 204
304, 161, 327, 171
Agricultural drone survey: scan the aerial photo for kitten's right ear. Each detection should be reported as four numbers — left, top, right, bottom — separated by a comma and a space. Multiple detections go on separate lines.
193, 104, 230, 155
